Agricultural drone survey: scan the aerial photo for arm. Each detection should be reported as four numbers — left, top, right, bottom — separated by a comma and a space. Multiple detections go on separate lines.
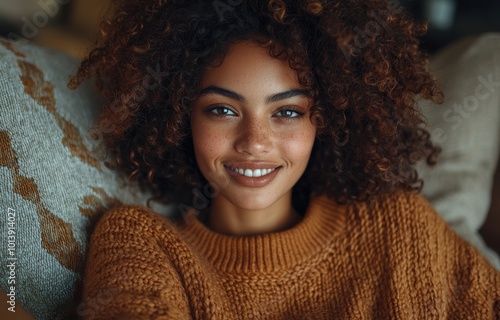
79, 206, 192, 320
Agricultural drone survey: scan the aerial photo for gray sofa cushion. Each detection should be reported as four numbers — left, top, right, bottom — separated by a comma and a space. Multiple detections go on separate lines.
0, 38, 165, 319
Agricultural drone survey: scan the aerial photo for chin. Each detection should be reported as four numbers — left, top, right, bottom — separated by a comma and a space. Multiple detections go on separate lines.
226, 193, 279, 211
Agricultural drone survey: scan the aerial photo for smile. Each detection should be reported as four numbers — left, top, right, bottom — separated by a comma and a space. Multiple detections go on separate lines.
227, 167, 277, 178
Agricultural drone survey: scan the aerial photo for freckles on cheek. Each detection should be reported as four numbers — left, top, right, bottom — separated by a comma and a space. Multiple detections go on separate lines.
281, 127, 316, 158
194, 124, 226, 157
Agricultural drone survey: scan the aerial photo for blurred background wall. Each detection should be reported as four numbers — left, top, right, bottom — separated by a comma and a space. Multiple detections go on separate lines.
1, 0, 500, 59
400, 0, 500, 52
0, 0, 111, 59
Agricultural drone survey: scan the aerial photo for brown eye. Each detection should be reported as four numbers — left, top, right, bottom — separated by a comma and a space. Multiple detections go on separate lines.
207, 106, 236, 117
274, 108, 304, 119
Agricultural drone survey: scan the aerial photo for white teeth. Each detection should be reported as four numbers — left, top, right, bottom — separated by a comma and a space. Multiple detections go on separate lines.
229, 167, 276, 177
244, 169, 253, 177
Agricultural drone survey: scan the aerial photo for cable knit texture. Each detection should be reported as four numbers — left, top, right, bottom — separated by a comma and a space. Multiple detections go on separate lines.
82, 190, 500, 319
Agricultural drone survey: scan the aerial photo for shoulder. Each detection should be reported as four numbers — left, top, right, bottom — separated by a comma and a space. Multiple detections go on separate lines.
366, 188, 433, 212
351, 189, 439, 228
357, 190, 500, 272
370, 189, 476, 244
375, 189, 460, 236
92, 204, 178, 242
349, 189, 457, 255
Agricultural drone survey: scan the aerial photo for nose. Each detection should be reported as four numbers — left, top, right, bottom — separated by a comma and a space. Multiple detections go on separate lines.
234, 118, 273, 155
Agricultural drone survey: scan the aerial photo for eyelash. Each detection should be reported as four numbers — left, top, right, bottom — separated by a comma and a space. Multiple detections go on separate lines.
207, 105, 236, 117
206, 105, 305, 120
274, 107, 305, 120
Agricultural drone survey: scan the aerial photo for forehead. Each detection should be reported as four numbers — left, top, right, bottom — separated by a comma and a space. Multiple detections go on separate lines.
199, 41, 301, 94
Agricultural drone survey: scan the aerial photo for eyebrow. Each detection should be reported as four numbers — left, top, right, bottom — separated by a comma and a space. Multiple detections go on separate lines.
198, 85, 309, 104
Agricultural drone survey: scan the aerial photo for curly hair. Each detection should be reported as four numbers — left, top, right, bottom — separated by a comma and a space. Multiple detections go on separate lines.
69, 0, 442, 211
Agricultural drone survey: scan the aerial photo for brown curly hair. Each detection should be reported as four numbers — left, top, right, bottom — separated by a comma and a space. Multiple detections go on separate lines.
69, 0, 442, 212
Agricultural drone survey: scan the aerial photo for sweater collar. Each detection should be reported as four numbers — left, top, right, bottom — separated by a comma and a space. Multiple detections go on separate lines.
177, 196, 347, 274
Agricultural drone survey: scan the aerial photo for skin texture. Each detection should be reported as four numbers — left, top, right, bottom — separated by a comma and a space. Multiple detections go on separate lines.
190, 41, 316, 236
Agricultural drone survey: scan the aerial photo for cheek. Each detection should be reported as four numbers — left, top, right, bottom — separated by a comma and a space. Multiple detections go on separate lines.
280, 124, 316, 163
191, 120, 230, 166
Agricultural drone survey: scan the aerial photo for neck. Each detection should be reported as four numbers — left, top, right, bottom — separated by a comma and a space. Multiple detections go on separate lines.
206, 192, 302, 236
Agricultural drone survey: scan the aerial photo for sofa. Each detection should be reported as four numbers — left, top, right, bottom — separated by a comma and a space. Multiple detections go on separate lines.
1, 34, 499, 319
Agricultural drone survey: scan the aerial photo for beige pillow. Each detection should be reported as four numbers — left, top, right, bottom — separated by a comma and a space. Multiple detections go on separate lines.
417, 33, 500, 269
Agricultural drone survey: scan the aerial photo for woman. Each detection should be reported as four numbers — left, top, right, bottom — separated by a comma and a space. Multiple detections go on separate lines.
70, 0, 500, 318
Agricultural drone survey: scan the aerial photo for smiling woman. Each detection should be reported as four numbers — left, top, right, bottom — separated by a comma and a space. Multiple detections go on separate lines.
69, 0, 499, 318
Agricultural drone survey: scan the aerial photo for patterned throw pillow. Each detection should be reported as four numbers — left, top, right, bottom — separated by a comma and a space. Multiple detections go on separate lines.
0, 38, 169, 319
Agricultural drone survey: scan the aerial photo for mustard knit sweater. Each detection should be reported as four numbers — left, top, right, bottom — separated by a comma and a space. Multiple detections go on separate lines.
82, 191, 500, 319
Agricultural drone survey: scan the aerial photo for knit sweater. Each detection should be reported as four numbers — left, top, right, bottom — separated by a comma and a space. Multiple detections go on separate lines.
82, 190, 500, 319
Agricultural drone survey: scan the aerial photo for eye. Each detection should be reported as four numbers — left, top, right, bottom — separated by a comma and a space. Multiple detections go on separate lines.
207, 105, 236, 117
274, 108, 304, 119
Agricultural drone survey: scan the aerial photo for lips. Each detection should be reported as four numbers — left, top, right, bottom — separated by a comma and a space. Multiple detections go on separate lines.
224, 163, 281, 188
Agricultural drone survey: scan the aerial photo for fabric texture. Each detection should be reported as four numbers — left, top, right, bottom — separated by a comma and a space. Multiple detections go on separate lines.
82, 190, 500, 319
417, 33, 500, 269
0, 38, 163, 320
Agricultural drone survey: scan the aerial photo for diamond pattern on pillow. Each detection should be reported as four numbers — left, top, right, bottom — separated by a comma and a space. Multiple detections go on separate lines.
0, 38, 166, 319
